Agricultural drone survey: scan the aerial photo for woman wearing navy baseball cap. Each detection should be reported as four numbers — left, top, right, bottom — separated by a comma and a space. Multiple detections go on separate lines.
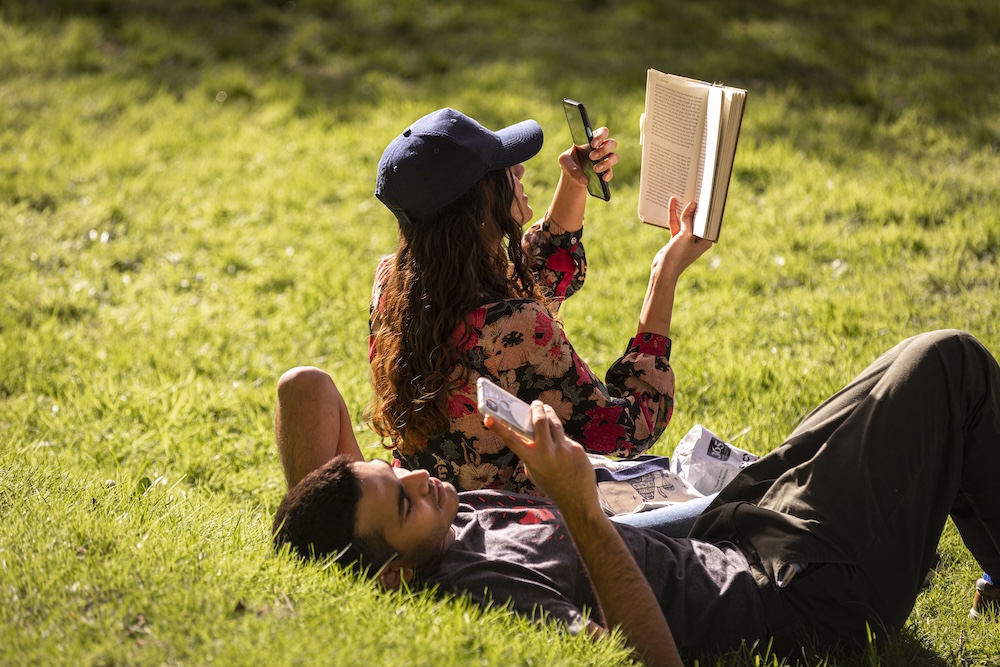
277, 106, 713, 498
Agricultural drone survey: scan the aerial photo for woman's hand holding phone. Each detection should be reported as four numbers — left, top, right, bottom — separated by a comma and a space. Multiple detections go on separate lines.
546, 99, 619, 235
561, 99, 617, 200
559, 127, 619, 193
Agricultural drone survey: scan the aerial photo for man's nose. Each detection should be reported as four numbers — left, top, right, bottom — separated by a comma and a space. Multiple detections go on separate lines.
400, 468, 429, 491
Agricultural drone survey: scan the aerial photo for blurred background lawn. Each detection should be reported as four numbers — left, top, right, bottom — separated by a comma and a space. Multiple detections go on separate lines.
2, 1, 999, 665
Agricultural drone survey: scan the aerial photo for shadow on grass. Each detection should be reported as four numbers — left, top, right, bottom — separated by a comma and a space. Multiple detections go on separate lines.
3, 0, 999, 146
691, 623, 956, 667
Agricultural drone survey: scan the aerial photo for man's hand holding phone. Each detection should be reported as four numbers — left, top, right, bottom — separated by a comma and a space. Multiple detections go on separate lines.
483, 388, 685, 666
485, 398, 600, 518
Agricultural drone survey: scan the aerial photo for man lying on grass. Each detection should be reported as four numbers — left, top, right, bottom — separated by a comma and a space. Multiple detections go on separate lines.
273, 330, 1000, 665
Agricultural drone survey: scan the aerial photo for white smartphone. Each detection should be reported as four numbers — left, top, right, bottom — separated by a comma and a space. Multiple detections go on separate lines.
476, 377, 534, 439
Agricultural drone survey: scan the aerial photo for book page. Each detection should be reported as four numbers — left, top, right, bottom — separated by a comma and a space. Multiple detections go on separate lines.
694, 86, 723, 238
638, 70, 709, 228
702, 88, 746, 241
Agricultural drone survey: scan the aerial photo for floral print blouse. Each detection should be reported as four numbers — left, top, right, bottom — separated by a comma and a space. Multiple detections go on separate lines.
370, 217, 675, 496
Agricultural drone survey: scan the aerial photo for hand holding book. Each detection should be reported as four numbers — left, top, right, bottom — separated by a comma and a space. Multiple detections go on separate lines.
638, 69, 747, 242
637, 195, 714, 338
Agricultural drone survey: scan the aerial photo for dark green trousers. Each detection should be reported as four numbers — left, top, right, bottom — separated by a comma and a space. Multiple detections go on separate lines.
691, 330, 1000, 649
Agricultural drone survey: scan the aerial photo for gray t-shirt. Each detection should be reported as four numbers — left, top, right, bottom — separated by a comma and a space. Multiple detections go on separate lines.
419, 490, 768, 653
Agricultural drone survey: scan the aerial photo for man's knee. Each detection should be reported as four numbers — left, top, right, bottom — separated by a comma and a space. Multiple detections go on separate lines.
918, 329, 988, 362
899, 329, 979, 362
277, 366, 337, 403
916, 329, 975, 346
899, 330, 997, 390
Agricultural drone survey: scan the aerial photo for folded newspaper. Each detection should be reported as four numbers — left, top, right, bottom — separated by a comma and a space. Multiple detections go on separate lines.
670, 424, 759, 496
591, 425, 758, 516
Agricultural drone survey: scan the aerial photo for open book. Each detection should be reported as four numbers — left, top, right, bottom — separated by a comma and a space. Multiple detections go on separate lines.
637, 69, 746, 242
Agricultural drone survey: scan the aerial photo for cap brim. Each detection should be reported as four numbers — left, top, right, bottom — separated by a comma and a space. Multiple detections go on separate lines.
491, 119, 543, 170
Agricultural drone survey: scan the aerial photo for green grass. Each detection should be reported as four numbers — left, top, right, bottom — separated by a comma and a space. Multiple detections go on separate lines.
2, 0, 999, 665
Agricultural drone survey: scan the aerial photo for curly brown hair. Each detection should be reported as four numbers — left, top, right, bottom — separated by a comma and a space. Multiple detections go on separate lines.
366, 169, 547, 455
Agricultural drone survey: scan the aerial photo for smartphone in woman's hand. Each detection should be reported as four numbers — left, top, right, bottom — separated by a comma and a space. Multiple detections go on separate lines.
562, 98, 612, 201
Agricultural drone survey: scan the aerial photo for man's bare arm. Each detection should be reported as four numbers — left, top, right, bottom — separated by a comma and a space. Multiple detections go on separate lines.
560, 492, 685, 666
487, 406, 684, 667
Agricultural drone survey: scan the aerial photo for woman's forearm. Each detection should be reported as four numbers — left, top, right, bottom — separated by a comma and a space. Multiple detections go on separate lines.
637, 259, 680, 338
544, 127, 617, 233
546, 171, 588, 233
636, 197, 712, 338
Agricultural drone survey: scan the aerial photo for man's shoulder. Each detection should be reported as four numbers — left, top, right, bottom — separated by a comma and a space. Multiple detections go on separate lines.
453, 490, 564, 534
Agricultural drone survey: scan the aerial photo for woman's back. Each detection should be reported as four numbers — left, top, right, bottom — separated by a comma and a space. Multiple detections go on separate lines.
370, 219, 675, 495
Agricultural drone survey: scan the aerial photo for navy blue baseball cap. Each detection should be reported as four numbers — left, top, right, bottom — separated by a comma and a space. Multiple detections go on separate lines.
375, 108, 543, 225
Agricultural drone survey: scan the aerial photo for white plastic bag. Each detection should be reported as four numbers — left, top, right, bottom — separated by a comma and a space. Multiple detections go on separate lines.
670, 425, 758, 496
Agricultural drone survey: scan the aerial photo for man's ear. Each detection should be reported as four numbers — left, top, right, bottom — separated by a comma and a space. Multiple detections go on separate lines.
376, 559, 415, 590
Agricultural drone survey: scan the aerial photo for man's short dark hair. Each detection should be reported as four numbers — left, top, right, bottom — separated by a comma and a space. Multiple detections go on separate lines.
271, 456, 392, 575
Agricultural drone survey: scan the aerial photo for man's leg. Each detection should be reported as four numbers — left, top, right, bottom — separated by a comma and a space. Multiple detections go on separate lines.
610, 493, 718, 537
776, 330, 1000, 636
275, 367, 363, 489
695, 330, 1000, 645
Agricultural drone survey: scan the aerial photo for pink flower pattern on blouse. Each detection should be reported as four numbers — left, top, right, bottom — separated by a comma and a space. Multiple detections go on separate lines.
370, 217, 675, 496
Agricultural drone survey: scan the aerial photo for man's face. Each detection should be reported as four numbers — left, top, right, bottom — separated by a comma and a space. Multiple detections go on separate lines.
352, 460, 459, 570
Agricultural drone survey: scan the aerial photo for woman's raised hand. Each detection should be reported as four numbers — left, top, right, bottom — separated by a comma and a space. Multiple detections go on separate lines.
656, 196, 714, 281
636, 196, 714, 338
558, 126, 619, 188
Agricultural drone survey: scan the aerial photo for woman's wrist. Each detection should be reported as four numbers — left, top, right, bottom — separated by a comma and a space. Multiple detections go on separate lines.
542, 212, 584, 242
637, 273, 678, 338
651, 243, 692, 284
548, 172, 587, 233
